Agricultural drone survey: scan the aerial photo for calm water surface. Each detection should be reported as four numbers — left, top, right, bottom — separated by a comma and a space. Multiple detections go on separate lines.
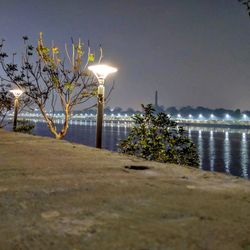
28, 121, 250, 179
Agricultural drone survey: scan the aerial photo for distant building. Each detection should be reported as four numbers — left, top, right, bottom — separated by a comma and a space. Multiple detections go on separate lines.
155, 90, 158, 108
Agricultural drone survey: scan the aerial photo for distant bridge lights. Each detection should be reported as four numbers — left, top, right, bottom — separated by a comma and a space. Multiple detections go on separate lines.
7, 106, 250, 126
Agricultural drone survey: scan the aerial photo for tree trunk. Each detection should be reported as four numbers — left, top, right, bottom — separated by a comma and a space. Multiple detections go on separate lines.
38, 103, 70, 140
57, 104, 69, 139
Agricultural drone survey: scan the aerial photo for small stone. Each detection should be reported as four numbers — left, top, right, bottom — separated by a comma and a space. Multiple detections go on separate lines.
0, 187, 8, 192
41, 210, 60, 220
19, 202, 27, 209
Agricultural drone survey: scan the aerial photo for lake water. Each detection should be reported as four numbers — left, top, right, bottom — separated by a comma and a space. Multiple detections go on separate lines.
22, 121, 250, 179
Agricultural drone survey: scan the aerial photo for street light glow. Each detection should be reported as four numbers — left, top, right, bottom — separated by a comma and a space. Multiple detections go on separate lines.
88, 64, 118, 83
88, 64, 117, 148
9, 88, 24, 131
10, 89, 23, 97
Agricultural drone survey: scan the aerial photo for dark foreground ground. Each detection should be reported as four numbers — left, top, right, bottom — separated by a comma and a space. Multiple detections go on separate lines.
0, 129, 250, 250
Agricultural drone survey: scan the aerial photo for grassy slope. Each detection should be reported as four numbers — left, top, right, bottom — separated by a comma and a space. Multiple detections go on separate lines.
0, 129, 250, 250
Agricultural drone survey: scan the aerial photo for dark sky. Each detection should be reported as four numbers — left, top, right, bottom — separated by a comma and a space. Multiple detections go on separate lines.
1, 0, 250, 110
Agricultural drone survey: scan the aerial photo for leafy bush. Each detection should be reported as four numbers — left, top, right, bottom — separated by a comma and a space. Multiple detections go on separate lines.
118, 104, 199, 167
15, 119, 35, 134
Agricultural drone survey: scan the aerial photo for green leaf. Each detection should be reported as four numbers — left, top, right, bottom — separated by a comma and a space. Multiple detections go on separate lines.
88, 53, 95, 62
64, 82, 74, 91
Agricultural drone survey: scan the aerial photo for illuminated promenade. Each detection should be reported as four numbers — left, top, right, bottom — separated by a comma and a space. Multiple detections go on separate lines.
8, 111, 250, 128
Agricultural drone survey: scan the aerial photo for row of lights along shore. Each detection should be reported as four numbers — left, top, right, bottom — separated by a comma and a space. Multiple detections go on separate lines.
176, 113, 249, 120
9, 64, 118, 149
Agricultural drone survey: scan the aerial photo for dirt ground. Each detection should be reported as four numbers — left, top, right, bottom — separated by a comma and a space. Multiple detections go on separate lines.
0, 129, 250, 250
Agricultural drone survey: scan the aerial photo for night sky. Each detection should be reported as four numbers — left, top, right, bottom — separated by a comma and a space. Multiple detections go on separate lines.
1, 0, 250, 110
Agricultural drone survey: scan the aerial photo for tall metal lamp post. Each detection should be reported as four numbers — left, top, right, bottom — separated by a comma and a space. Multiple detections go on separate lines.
9, 89, 23, 131
88, 64, 117, 148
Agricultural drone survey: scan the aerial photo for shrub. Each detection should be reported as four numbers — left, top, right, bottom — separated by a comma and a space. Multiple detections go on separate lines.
15, 119, 35, 134
118, 104, 199, 167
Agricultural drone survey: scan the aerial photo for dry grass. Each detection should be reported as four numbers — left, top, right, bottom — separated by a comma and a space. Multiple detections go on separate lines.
0, 129, 250, 250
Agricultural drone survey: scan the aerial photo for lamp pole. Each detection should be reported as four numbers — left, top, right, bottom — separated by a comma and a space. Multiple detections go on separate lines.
13, 97, 19, 131
88, 64, 117, 148
96, 82, 104, 148
10, 89, 23, 131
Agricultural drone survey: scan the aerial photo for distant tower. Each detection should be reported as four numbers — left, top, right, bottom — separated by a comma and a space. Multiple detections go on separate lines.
155, 90, 158, 108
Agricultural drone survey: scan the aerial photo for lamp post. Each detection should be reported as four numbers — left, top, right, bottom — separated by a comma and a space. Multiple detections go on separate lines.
88, 64, 117, 148
9, 89, 23, 131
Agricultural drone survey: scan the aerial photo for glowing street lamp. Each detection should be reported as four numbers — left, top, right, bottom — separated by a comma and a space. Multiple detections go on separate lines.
210, 114, 215, 119
188, 114, 193, 119
9, 88, 23, 131
88, 64, 117, 148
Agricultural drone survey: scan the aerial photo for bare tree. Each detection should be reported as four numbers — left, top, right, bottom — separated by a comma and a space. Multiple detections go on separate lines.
239, 0, 250, 16
0, 83, 13, 128
0, 33, 113, 139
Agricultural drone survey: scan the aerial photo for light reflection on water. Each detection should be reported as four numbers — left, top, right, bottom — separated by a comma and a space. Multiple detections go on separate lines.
188, 127, 250, 179
198, 130, 203, 169
241, 133, 248, 178
209, 131, 215, 172
14, 120, 250, 179
224, 131, 231, 174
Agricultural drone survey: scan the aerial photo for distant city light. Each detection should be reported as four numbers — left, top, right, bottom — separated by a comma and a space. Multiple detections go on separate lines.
243, 114, 247, 119
198, 114, 203, 119
225, 114, 230, 119
188, 114, 193, 118
210, 114, 215, 119
177, 114, 181, 118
